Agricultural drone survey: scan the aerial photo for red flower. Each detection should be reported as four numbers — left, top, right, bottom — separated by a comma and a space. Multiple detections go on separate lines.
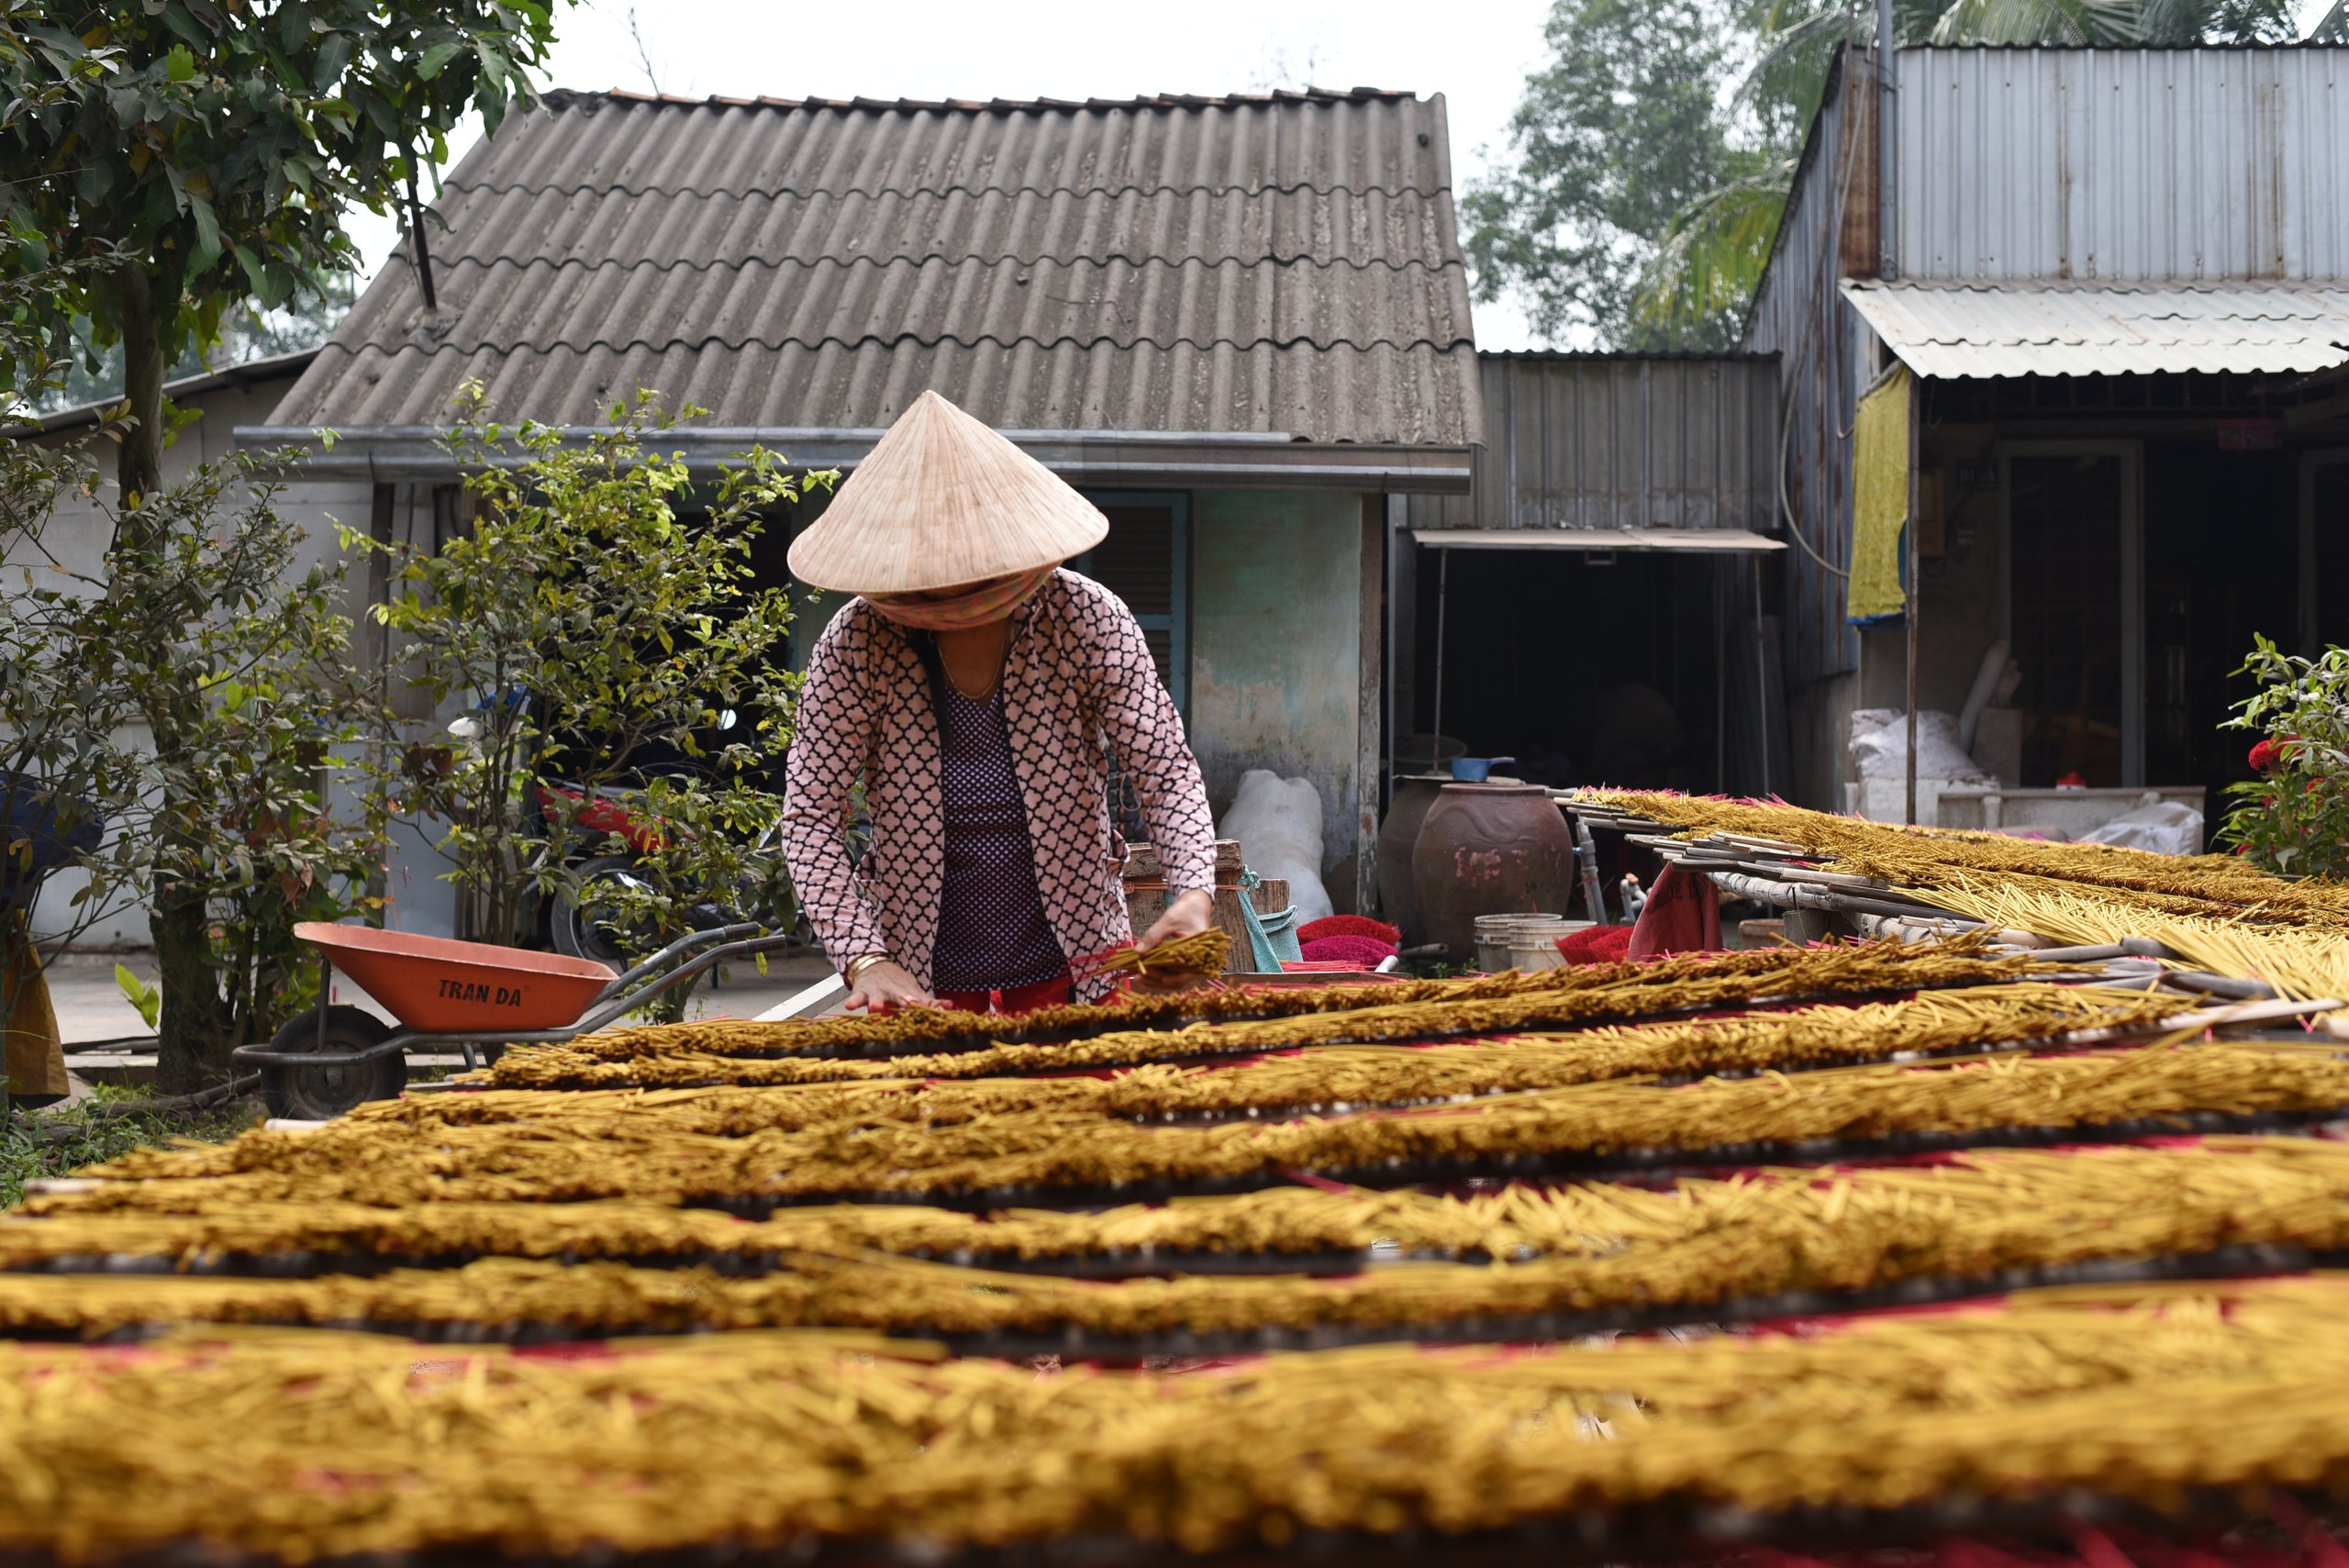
2250, 736, 2296, 773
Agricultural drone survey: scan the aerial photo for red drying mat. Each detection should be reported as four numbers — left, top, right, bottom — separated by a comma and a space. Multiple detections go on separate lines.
1300, 933, 1400, 967
1557, 924, 1635, 964
1298, 914, 1404, 947
1279, 960, 1384, 973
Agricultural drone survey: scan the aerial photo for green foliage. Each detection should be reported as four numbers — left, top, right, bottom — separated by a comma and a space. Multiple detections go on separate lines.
1474, 0, 2310, 350
2218, 636, 2349, 881
0, 425, 149, 1035
103, 453, 398, 1077
0, 1091, 252, 1210
1, 428, 399, 1087
1464, 0, 1746, 348
113, 962, 160, 1029
368, 384, 832, 984
0, 0, 562, 489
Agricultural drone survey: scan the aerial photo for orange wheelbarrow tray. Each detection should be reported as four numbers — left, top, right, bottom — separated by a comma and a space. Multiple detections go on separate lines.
232, 920, 795, 1078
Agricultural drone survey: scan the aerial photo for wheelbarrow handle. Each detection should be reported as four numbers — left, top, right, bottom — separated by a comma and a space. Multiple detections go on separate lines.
572, 930, 811, 1036
592, 921, 766, 1004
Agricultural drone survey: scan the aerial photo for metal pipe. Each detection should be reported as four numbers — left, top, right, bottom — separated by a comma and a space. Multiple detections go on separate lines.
1752, 562, 1770, 795
1904, 373, 1920, 827
1573, 814, 1609, 926
403, 161, 438, 313
1714, 559, 1727, 790
1701, 869, 1980, 925
1430, 546, 1450, 757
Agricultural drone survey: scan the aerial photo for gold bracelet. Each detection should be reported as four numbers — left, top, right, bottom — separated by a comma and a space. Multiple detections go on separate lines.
842, 952, 892, 986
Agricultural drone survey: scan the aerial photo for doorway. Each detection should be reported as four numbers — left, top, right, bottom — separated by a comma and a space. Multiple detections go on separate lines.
2304, 450, 2349, 653
2002, 445, 2139, 786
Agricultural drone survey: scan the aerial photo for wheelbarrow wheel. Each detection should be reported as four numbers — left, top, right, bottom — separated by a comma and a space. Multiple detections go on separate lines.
261, 1006, 406, 1120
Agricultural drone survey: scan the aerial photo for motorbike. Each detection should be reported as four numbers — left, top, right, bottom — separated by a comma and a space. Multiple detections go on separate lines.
537, 775, 803, 968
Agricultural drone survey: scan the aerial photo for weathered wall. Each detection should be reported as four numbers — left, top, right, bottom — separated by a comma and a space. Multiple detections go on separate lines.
1188, 489, 1364, 874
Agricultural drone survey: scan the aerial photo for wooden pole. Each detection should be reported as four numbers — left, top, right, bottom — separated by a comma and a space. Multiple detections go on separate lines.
1904, 369, 1920, 827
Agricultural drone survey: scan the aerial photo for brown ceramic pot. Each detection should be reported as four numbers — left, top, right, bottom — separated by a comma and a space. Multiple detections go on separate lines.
1375, 774, 1449, 942
1409, 783, 1575, 963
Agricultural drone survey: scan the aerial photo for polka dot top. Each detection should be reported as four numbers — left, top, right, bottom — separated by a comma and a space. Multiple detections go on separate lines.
930, 684, 1067, 991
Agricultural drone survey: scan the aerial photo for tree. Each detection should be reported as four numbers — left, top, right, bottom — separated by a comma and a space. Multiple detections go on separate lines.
1464, 0, 1744, 349
0, 0, 559, 506
371, 387, 829, 1010
0, 432, 149, 1078
0, 0, 560, 1084
1473, 0, 2321, 350
102, 454, 398, 1089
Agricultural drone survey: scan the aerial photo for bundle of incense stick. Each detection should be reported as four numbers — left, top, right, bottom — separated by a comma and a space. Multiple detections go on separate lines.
1074, 928, 1232, 981
1580, 789, 2349, 929
1917, 877, 2349, 1004
12, 1139, 2349, 1323
126, 985, 2188, 1146
1, 1281, 2348, 1561
484, 938, 2066, 1089
65, 1044, 2349, 1208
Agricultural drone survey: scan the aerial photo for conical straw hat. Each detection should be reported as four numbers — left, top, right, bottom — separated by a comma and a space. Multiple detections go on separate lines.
787, 391, 1108, 594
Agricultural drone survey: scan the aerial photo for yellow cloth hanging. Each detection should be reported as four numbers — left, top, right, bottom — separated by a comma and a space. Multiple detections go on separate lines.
1848, 363, 1911, 622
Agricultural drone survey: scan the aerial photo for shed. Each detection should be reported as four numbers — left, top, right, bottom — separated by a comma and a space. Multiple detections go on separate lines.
243, 87, 1485, 931
1396, 350, 1787, 800
1750, 45, 2349, 820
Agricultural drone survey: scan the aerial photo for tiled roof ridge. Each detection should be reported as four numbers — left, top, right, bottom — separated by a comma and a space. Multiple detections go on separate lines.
380, 251, 1468, 280
542, 86, 1425, 113
303, 323, 1478, 360
440, 175, 1453, 202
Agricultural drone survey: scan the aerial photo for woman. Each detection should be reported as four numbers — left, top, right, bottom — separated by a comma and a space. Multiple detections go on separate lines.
780, 391, 1218, 1014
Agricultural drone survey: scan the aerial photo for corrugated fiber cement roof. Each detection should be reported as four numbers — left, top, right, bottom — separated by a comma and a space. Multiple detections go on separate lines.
1842, 279, 2349, 378
273, 88, 1479, 446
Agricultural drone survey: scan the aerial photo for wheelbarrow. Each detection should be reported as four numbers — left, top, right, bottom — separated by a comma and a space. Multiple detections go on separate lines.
232, 920, 805, 1118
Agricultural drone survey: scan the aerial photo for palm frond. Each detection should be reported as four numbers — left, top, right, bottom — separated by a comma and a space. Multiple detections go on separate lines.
1629, 155, 1798, 349
1928, 0, 2092, 45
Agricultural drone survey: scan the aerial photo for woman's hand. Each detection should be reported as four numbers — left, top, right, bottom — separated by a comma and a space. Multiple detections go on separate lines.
843, 959, 940, 1013
1138, 888, 1215, 951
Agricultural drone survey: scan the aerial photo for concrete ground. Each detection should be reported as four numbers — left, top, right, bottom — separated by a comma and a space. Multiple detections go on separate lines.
38, 947, 840, 1089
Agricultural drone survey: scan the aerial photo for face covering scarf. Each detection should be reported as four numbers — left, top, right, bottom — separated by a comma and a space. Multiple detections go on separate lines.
864, 567, 1054, 632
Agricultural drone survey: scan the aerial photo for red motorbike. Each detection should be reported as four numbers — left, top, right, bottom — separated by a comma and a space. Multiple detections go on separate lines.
533, 782, 803, 967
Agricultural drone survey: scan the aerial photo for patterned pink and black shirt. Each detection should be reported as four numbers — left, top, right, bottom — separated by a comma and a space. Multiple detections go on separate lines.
780, 569, 1218, 1001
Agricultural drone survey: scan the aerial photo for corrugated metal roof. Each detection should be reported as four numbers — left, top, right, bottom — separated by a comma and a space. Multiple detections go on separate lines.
1406, 352, 1780, 531
273, 88, 1478, 445
1894, 48, 2349, 284
1842, 278, 2349, 376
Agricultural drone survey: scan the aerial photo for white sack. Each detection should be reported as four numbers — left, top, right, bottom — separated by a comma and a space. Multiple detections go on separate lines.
1848, 708, 1994, 783
2076, 800, 2204, 857
1216, 769, 1333, 924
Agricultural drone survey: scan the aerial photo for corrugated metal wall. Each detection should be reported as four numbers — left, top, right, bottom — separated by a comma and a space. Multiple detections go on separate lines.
1745, 51, 1871, 695
1406, 352, 1779, 530
1897, 48, 2349, 283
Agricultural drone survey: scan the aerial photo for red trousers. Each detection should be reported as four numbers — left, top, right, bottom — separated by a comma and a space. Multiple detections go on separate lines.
933, 973, 1074, 1016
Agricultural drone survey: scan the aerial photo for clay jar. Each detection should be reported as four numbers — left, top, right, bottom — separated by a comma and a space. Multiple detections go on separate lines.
1409, 783, 1576, 964
1375, 773, 1451, 943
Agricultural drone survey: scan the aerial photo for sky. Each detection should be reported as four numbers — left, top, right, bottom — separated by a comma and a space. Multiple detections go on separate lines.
341, 0, 1557, 350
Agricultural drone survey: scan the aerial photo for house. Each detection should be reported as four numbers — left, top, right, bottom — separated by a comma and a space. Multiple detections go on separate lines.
1749, 46, 2349, 819
239, 87, 1484, 933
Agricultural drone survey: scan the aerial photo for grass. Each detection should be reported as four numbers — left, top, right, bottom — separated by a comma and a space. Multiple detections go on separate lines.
0, 1084, 257, 1209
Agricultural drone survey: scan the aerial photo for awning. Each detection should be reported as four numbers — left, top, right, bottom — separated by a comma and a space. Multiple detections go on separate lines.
1412, 528, 1785, 552
1841, 280, 2349, 379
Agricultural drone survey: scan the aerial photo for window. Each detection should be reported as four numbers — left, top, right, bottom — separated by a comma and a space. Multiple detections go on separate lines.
1069, 491, 1190, 713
